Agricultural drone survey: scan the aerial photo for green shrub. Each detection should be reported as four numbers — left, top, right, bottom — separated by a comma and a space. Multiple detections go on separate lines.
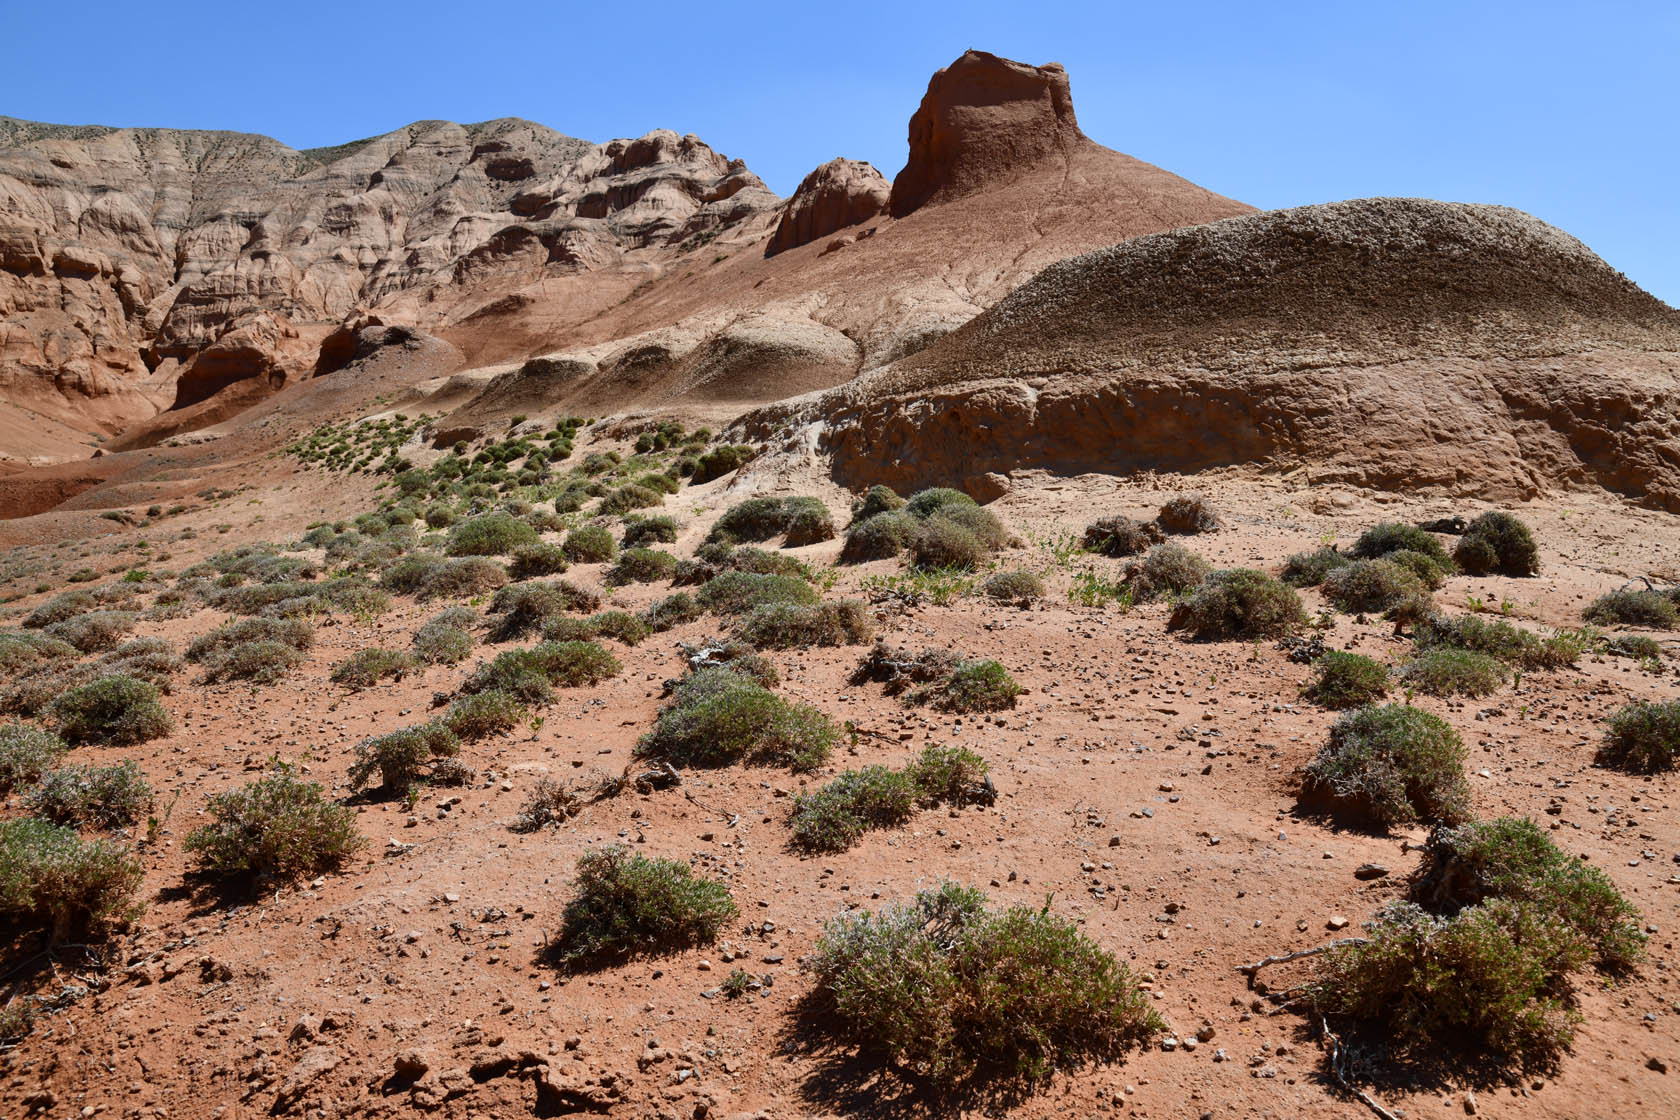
1170, 569, 1305, 639
23, 590, 99, 629
1455, 512, 1540, 576
928, 660, 1021, 713
1303, 705, 1471, 827
1385, 548, 1452, 590
508, 542, 570, 579
1124, 542, 1210, 602
1323, 559, 1429, 614
1400, 649, 1507, 698
909, 516, 985, 571
790, 766, 918, 851
330, 648, 415, 689
423, 504, 457, 529
45, 610, 137, 653
185, 772, 362, 882
1583, 589, 1679, 630
904, 488, 976, 519
980, 570, 1043, 605
0, 818, 143, 939
199, 640, 305, 684
1081, 515, 1162, 557
49, 675, 172, 746
707, 497, 834, 547
584, 610, 652, 646
563, 524, 616, 563
641, 593, 702, 632
696, 571, 817, 615
0, 632, 76, 675
349, 722, 466, 794
606, 547, 678, 586
1281, 546, 1349, 587
462, 641, 620, 704
550, 846, 738, 967
1605, 634, 1662, 661
1597, 699, 1679, 773
734, 600, 873, 650
839, 511, 917, 563
412, 608, 477, 664
443, 689, 526, 740
598, 483, 664, 516
636, 669, 835, 771
622, 515, 679, 548
1303, 651, 1390, 709
26, 760, 151, 829
906, 744, 992, 806
804, 882, 1161, 1087
1350, 522, 1452, 569
446, 512, 538, 556
1413, 613, 1583, 670
849, 485, 905, 525
691, 444, 756, 484
487, 580, 600, 640
1156, 495, 1219, 534
1413, 817, 1644, 972
0, 722, 67, 793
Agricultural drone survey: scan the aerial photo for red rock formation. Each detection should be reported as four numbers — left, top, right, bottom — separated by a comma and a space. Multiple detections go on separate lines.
766, 159, 890, 256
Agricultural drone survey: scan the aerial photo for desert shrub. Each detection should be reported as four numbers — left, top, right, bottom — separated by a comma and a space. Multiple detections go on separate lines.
1605, 634, 1662, 661
1308, 899, 1590, 1072
680, 638, 779, 688
417, 557, 507, 600
906, 744, 992, 806
550, 846, 737, 967
981, 570, 1043, 605
1583, 589, 1679, 630
49, 675, 171, 746
44, 610, 137, 653
423, 504, 457, 529
0, 723, 67, 793
1597, 699, 1679, 774
622, 515, 679, 548
849, 485, 905, 525
443, 689, 526, 740
0, 632, 76, 675
790, 766, 918, 851
606, 547, 678, 586
462, 641, 620, 704
1303, 651, 1390, 709
446, 512, 538, 556
412, 608, 477, 664
98, 637, 182, 690
636, 668, 835, 771
1303, 705, 1470, 827
25, 760, 151, 829
1323, 559, 1428, 614
735, 600, 873, 650
1350, 522, 1453, 570
508, 542, 570, 580
1124, 542, 1210, 602
1412, 817, 1644, 972
1280, 546, 1349, 587
1156, 495, 1219, 534
1385, 548, 1451, 590
641, 593, 702, 632
909, 516, 985, 571
1413, 614, 1581, 670
1455, 512, 1540, 576
839, 511, 917, 563
23, 589, 99, 629
696, 571, 816, 615
784, 497, 837, 547
707, 497, 833, 547
349, 722, 465, 794
378, 553, 445, 594
598, 483, 664, 515
849, 641, 961, 697
185, 772, 361, 882
939, 504, 1009, 550
487, 580, 600, 640
330, 647, 414, 689
804, 882, 1161, 1088
513, 776, 591, 832
1171, 569, 1305, 639
563, 525, 616, 563
928, 660, 1021, 713
0, 818, 143, 940
904, 488, 976, 520
691, 444, 756, 484
585, 610, 652, 646
1081, 515, 1162, 557
1400, 649, 1507, 698
200, 640, 305, 684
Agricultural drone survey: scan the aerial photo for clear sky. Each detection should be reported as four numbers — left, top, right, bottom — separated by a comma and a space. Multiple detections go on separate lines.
4, 0, 1676, 304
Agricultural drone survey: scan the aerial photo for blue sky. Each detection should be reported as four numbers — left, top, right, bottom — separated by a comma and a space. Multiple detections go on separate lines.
5, 1, 1676, 304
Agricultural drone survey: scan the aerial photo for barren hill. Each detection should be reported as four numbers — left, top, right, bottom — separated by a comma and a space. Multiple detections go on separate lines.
757, 197, 1680, 509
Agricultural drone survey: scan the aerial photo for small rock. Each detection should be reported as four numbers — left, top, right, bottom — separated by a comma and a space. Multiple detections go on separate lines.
1327, 915, 1350, 931
1353, 863, 1390, 880
393, 1049, 431, 1081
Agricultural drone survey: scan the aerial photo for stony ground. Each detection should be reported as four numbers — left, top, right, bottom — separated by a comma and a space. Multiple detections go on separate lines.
0, 449, 1676, 1120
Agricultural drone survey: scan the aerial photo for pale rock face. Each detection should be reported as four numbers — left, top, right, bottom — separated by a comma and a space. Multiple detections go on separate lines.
0, 115, 780, 457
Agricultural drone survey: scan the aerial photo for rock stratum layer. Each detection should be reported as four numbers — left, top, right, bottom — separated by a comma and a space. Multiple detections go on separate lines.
758, 198, 1680, 509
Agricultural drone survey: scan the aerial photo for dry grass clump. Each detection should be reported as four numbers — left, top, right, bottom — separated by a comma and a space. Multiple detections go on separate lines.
0, 631, 77, 675
1596, 699, 1679, 774
802, 881, 1162, 1088
549, 846, 738, 968
381, 554, 507, 600
185, 771, 361, 882
1170, 569, 1306, 639
1302, 705, 1471, 827
1156, 495, 1220, 534
849, 641, 961, 697
1454, 512, 1540, 576
188, 617, 312, 684
1082, 515, 1162, 557
980, 570, 1044, 605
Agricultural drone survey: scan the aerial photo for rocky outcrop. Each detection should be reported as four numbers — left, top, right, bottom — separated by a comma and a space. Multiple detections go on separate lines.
889, 51, 1085, 218
763, 199, 1680, 509
766, 159, 890, 256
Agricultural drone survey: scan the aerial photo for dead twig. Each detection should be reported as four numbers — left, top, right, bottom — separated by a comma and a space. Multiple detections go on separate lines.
1322, 1016, 1402, 1120
1236, 937, 1368, 983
